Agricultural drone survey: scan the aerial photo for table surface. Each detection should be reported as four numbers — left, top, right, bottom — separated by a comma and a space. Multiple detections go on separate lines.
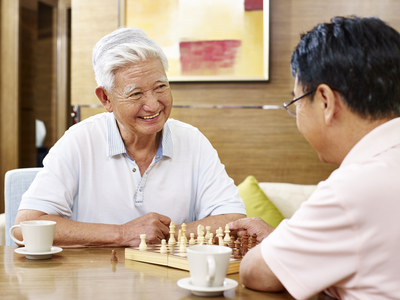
0, 246, 330, 300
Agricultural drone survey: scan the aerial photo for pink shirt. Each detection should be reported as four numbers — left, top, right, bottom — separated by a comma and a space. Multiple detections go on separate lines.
261, 117, 400, 300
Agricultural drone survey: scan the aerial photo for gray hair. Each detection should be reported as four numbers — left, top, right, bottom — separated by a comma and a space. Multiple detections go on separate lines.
92, 27, 169, 92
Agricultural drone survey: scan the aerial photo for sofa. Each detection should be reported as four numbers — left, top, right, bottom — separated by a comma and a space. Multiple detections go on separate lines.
0, 177, 317, 246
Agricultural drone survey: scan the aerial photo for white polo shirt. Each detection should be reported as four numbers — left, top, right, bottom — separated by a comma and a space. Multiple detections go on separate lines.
20, 113, 246, 225
261, 117, 400, 300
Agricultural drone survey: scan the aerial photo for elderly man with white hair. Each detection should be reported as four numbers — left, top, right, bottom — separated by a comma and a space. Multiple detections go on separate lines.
14, 28, 246, 247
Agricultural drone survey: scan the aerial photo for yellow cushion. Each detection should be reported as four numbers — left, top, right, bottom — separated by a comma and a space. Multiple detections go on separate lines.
238, 176, 285, 228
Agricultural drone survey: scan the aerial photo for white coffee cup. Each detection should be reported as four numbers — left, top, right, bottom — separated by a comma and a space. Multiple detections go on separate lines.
186, 245, 232, 287
9, 220, 56, 253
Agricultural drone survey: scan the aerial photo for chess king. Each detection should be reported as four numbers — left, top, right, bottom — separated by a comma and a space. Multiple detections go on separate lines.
229, 16, 400, 300
14, 27, 246, 247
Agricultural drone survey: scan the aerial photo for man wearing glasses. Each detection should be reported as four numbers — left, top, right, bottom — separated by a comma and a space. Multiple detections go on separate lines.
230, 16, 400, 299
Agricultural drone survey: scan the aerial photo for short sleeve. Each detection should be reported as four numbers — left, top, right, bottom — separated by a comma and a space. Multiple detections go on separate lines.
261, 181, 358, 299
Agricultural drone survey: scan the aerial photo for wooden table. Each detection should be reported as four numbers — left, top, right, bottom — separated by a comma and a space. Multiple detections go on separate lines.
0, 246, 329, 300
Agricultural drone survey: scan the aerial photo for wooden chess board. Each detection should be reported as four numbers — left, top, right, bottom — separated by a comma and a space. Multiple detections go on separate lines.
125, 243, 241, 274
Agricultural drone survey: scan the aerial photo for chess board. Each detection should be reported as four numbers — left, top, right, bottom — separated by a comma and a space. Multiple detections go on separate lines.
125, 243, 241, 274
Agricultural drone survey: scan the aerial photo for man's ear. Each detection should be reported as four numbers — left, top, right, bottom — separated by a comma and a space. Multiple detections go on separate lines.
95, 87, 113, 112
315, 84, 340, 126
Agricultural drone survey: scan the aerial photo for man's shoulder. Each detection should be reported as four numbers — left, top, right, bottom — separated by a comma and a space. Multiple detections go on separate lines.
167, 118, 200, 132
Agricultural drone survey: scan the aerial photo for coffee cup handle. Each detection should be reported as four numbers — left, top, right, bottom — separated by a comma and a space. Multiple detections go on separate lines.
9, 225, 24, 245
206, 256, 216, 283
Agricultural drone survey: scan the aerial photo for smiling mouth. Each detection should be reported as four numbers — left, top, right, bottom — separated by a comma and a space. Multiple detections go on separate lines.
139, 111, 161, 120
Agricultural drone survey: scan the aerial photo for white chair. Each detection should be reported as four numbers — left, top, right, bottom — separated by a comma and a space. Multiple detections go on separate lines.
4, 168, 42, 246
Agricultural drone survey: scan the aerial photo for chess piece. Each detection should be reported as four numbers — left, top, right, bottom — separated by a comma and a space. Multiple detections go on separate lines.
198, 235, 205, 245
217, 227, 224, 246
252, 233, 258, 246
233, 242, 242, 259
205, 226, 211, 241
111, 249, 118, 262
177, 229, 182, 247
181, 223, 187, 244
224, 224, 231, 244
208, 233, 214, 245
168, 222, 176, 245
197, 225, 204, 243
189, 233, 196, 245
242, 233, 249, 255
235, 240, 241, 258
179, 236, 187, 253
160, 239, 168, 254
139, 234, 147, 251
229, 236, 235, 249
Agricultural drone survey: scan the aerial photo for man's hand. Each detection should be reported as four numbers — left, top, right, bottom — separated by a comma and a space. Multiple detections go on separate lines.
229, 217, 275, 243
120, 212, 171, 246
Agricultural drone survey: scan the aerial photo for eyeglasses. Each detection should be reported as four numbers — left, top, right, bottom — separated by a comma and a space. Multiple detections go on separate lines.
283, 90, 315, 117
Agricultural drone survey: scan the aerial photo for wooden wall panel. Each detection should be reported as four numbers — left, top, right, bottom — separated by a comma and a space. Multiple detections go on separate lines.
71, 0, 118, 106
1, 0, 19, 213
71, 0, 400, 186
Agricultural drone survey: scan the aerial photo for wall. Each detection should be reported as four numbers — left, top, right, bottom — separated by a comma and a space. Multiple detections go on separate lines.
71, 0, 400, 186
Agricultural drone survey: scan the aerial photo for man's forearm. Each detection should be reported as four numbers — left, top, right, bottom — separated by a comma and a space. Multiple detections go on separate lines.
15, 210, 123, 247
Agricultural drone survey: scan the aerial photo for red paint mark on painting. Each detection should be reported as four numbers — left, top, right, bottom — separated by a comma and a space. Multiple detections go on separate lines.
180, 40, 241, 75
244, 0, 263, 11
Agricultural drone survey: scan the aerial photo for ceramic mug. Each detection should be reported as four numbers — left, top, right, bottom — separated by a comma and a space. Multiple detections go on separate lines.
186, 245, 232, 287
9, 220, 56, 253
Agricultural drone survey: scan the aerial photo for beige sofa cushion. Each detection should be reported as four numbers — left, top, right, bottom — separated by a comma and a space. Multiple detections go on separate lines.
259, 182, 317, 219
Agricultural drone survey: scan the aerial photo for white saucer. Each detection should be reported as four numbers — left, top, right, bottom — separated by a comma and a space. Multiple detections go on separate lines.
15, 247, 63, 260
177, 277, 238, 297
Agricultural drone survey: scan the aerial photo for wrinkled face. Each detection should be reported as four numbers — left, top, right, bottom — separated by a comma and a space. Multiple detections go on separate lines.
106, 58, 173, 141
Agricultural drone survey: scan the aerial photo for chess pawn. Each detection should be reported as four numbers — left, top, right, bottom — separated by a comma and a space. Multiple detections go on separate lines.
139, 234, 147, 251
205, 226, 211, 241
224, 224, 231, 244
208, 233, 214, 245
181, 223, 188, 244
229, 236, 235, 249
252, 233, 258, 246
160, 239, 168, 254
177, 229, 182, 247
198, 235, 205, 245
234, 239, 242, 258
168, 222, 176, 245
217, 227, 224, 246
179, 236, 187, 253
242, 234, 249, 255
189, 233, 196, 245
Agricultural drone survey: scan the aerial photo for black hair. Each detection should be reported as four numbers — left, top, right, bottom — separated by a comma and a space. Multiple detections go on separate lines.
291, 16, 400, 120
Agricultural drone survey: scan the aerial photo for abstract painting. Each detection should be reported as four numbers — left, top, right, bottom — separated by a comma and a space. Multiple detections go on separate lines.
120, 0, 269, 81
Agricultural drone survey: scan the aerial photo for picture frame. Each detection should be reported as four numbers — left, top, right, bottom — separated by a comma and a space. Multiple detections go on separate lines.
119, 0, 270, 82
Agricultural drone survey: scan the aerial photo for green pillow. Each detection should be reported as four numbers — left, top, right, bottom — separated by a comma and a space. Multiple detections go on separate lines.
238, 176, 284, 228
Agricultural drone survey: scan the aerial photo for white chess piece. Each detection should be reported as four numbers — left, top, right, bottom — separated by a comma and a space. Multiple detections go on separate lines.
181, 223, 187, 244
168, 222, 176, 245
139, 234, 147, 250
198, 235, 205, 245
205, 226, 211, 241
197, 225, 204, 243
160, 239, 168, 254
179, 236, 187, 253
224, 224, 231, 244
208, 233, 214, 245
217, 227, 224, 246
177, 229, 182, 247
189, 233, 196, 245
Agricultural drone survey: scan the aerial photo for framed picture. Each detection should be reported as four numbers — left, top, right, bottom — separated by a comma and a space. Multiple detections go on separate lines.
119, 0, 270, 82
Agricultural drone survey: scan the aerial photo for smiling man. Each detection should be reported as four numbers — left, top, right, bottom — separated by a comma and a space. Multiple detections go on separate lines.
15, 28, 246, 247
230, 16, 400, 299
